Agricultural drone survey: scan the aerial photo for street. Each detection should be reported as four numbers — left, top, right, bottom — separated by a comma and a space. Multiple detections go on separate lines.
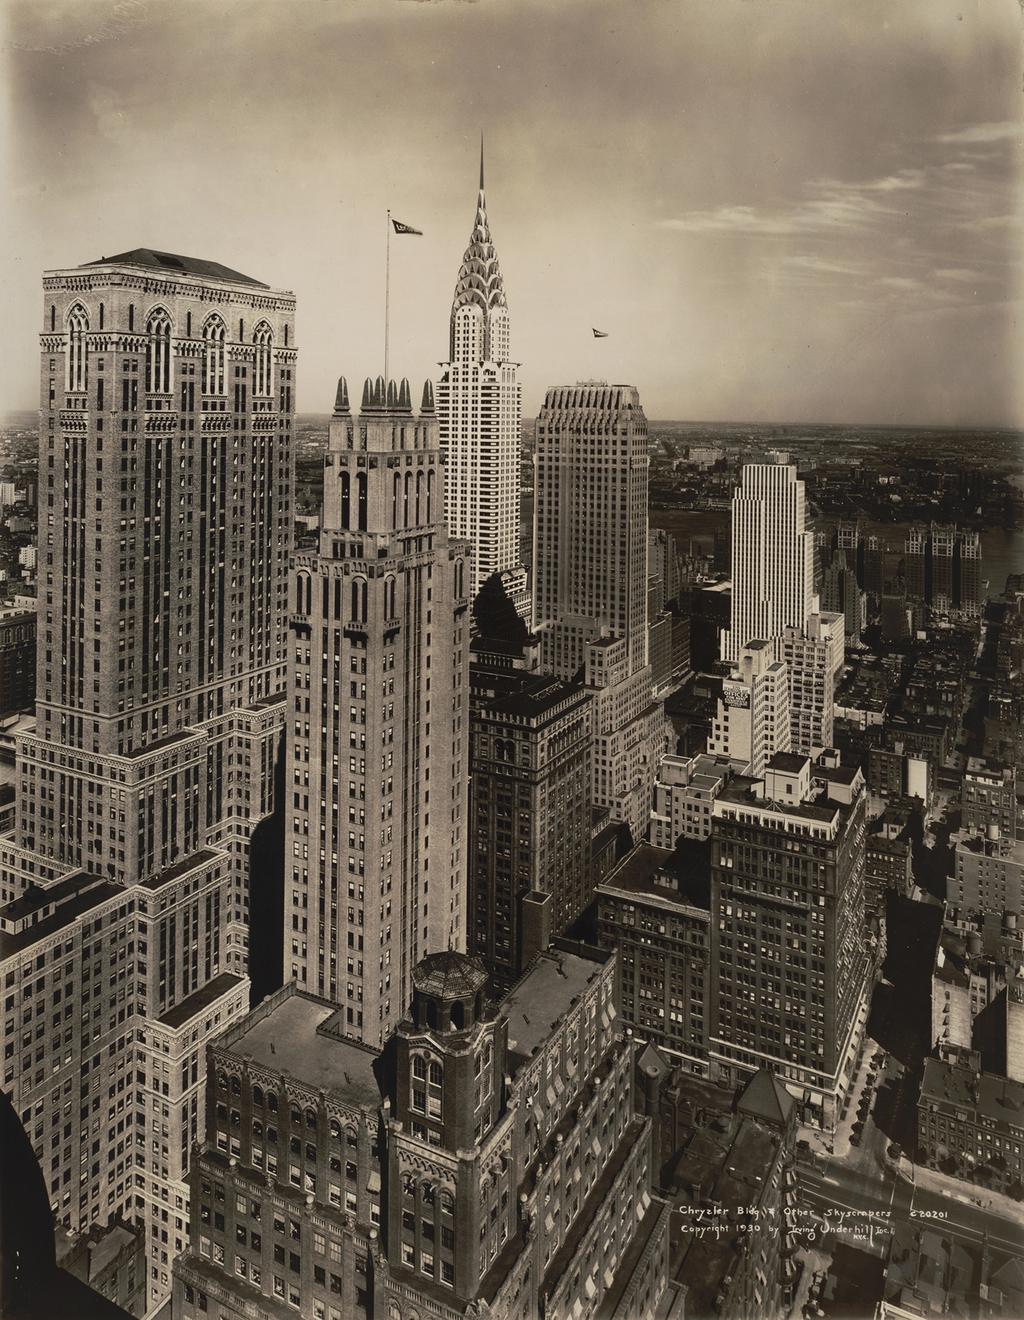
796, 1154, 1024, 1257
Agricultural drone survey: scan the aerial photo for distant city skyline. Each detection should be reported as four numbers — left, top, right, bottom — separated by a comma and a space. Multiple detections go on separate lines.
4, 0, 1022, 427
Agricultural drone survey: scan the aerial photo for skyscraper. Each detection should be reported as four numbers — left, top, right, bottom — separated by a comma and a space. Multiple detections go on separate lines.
284, 375, 471, 1046
468, 634, 593, 989
780, 611, 845, 757
709, 753, 870, 1128
708, 640, 791, 777
0, 250, 295, 1313
721, 461, 814, 664
436, 147, 528, 616
532, 383, 664, 840
533, 383, 649, 681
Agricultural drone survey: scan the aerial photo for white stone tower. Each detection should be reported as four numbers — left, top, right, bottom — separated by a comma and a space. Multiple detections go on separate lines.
436, 143, 528, 617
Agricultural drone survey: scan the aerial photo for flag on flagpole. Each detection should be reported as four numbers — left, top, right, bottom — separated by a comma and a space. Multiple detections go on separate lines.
392, 219, 423, 235
593, 328, 609, 338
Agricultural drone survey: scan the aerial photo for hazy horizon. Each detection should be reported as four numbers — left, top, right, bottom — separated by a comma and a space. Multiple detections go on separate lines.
4, 0, 1022, 427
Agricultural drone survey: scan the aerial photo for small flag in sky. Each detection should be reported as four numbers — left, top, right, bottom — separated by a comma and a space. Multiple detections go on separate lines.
392, 219, 423, 235
593, 328, 609, 338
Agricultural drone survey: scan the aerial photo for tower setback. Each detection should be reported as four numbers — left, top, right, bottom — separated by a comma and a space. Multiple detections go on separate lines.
0, 250, 295, 1315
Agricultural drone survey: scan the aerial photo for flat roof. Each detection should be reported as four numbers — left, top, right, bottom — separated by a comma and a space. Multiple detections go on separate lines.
141, 846, 221, 890
159, 971, 245, 1030
0, 877, 122, 960
599, 841, 711, 912
502, 947, 607, 1062
471, 668, 584, 721
226, 991, 381, 1108
920, 1056, 1024, 1124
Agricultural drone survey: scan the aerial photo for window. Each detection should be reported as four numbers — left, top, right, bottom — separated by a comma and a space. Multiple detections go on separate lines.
253, 321, 273, 396
427, 1061, 443, 1118
66, 304, 88, 392
145, 307, 172, 393
202, 316, 226, 395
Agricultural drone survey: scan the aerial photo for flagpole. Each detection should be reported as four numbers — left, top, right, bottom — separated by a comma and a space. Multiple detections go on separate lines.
384, 209, 391, 387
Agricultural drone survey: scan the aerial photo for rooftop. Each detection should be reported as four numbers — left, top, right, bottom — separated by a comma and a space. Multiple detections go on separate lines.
737, 1068, 797, 1127
920, 1056, 1024, 1125
80, 248, 270, 289
0, 875, 121, 960
158, 972, 245, 1031
501, 946, 607, 1062
141, 846, 221, 890
224, 989, 381, 1109
598, 841, 711, 913
412, 950, 487, 1000
471, 666, 585, 722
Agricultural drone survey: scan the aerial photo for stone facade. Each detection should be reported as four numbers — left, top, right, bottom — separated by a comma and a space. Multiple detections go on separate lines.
171, 946, 669, 1320
284, 376, 470, 1046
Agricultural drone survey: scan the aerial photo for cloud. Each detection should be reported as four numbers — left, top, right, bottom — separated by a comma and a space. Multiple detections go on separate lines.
934, 121, 1022, 146
861, 169, 927, 193
961, 214, 1022, 232
657, 168, 928, 237
878, 276, 925, 293
934, 268, 978, 282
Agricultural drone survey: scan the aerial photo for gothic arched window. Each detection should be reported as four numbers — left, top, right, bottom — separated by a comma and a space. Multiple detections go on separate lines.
427, 468, 435, 522
351, 577, 367, 623
356, 472, 368, 531
202, 315, 226, 395
66, 304, 88, 393
384, 576, 396, 619
295, 571, 311, 615
340, 471, 350, 530
145, 307, 172, 394
253, 321, 273, 397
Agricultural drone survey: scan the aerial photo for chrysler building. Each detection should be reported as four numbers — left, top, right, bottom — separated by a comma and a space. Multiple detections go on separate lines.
437, 146, 529, 619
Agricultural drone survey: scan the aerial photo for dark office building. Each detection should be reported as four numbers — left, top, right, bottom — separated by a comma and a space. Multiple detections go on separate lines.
597, 842, 710, 1075
709, 753, 870, 1129
468, 634, 592, 988
0, 607, 35, 717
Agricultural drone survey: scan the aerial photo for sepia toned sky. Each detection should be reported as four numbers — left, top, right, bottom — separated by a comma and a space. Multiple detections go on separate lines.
2, 0, 1022, 425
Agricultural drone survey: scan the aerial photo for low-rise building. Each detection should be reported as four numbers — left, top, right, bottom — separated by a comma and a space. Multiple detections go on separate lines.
878, 1219, 1024, 1318
917, 1054, 1024, 1197
931, 925, 1010, 1055
638, 1063, 798, 1320
56, 1219, 146, 1318
953, 834, 1024, 918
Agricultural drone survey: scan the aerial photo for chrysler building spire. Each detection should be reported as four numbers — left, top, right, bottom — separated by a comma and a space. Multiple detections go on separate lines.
437, 149, 529, 616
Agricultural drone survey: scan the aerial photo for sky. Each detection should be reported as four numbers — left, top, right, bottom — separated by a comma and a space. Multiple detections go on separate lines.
2, 0, 1022, 426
